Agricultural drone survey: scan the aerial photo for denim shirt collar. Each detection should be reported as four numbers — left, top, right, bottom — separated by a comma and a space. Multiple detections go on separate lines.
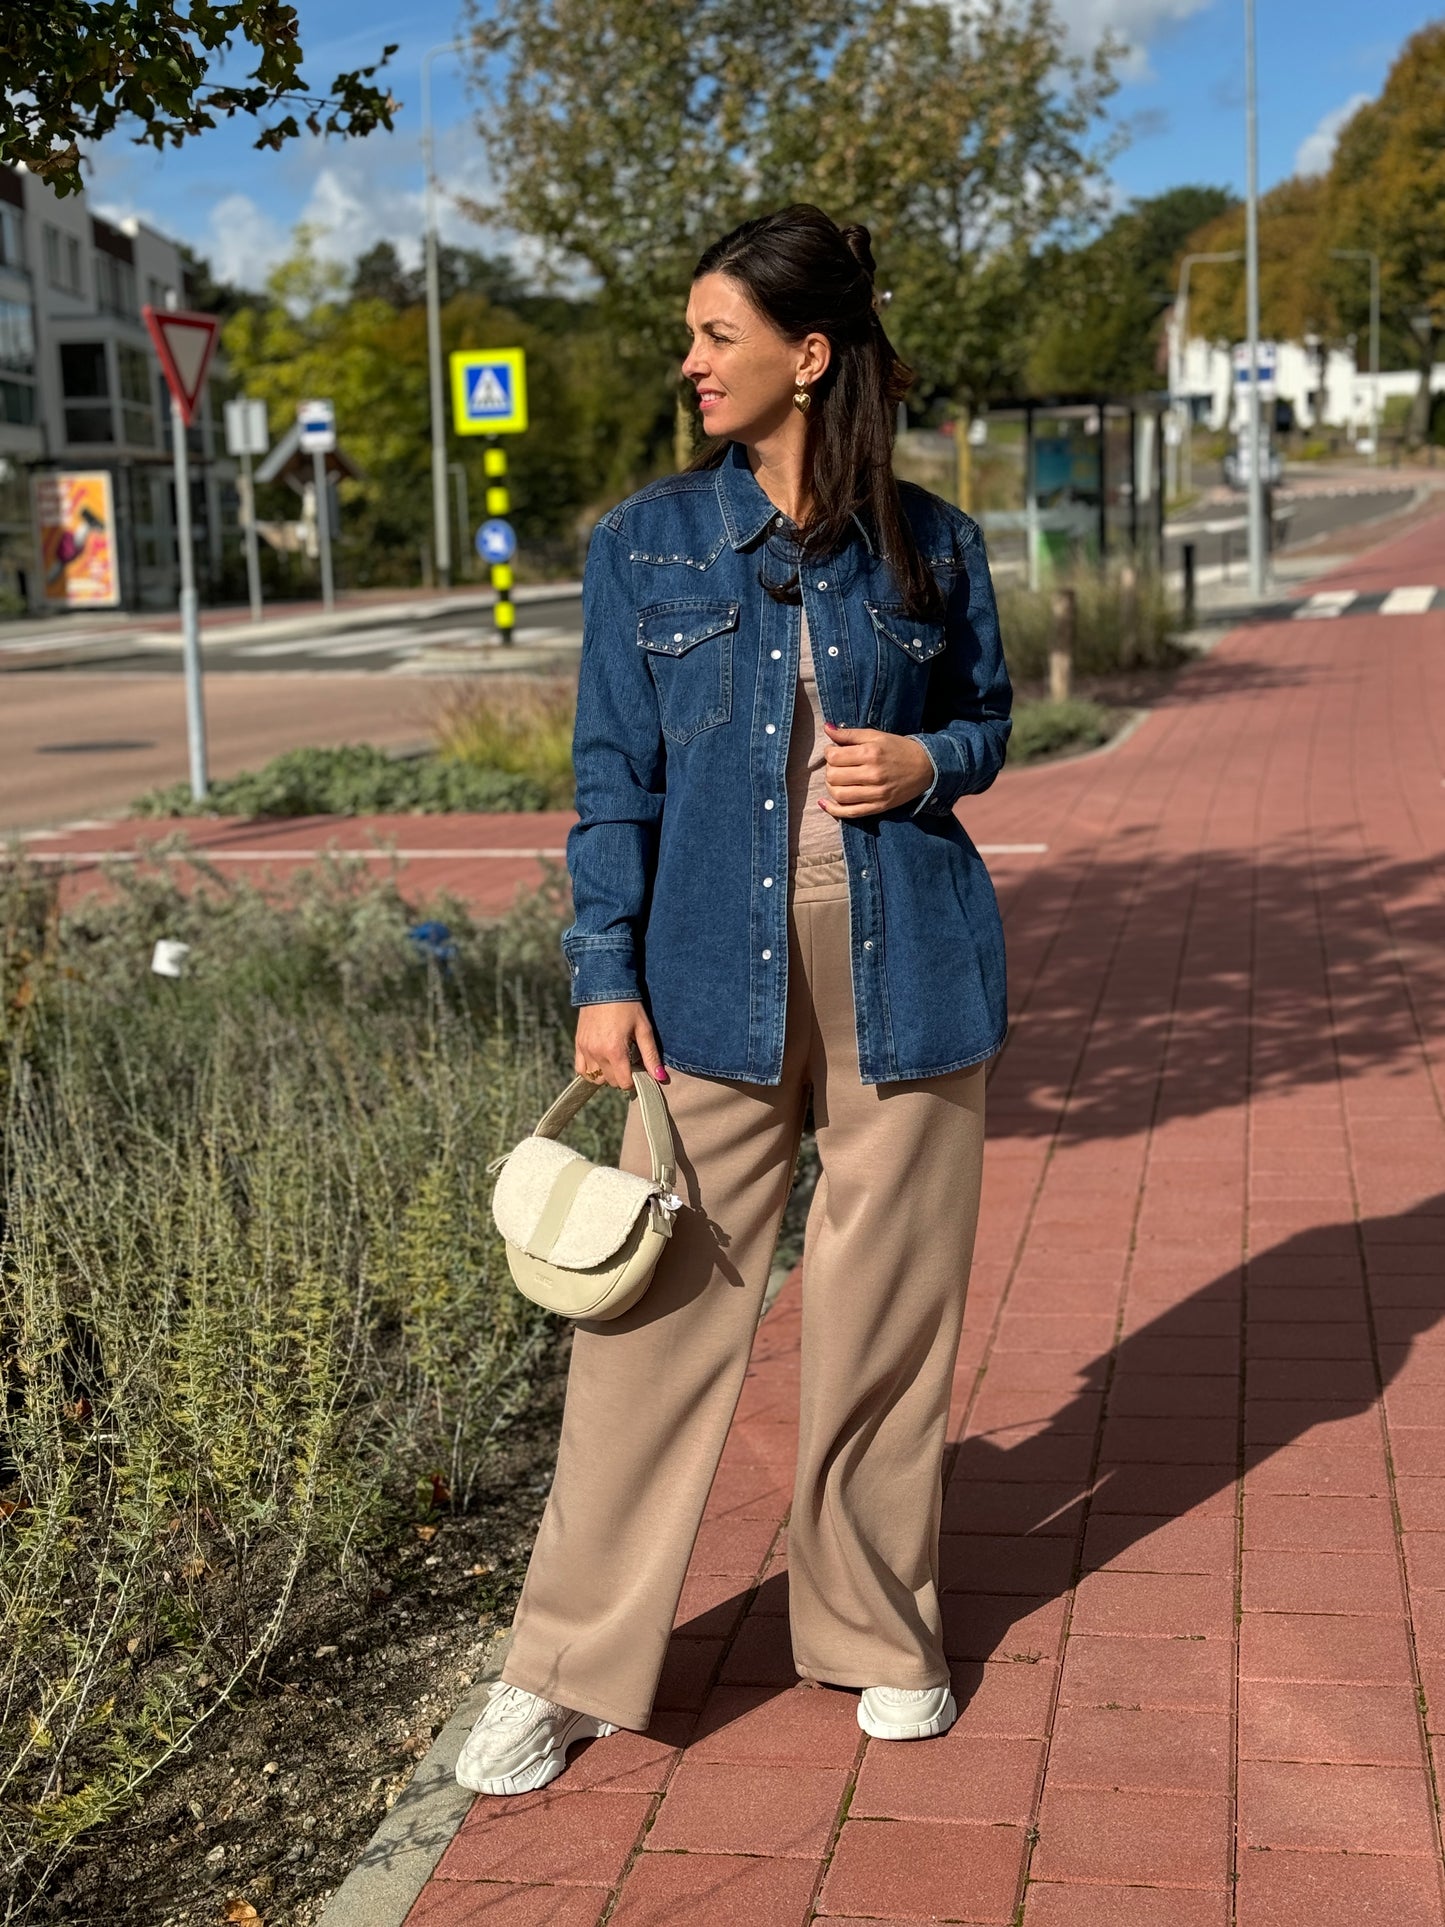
714, 438, 877, 556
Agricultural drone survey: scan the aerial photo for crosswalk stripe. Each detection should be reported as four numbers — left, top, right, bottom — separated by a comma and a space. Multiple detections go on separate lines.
236, 628, 415, 658
1293, 591, 1357, 619
1379, 586, 1438, 615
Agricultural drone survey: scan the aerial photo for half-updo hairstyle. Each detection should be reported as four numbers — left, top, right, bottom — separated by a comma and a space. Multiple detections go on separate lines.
687, 204, 943, 624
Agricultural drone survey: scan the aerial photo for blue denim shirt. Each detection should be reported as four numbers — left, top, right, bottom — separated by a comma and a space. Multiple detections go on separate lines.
562, 437, 1012, 1086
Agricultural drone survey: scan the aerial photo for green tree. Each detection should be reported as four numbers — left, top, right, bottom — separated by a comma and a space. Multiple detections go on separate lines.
1028, 185, 1236, 394
1327, 23, 1445, 443
2, 0, 397, 196
224, 230, 661, 583
464, 0, 1122, 454
1182, 175, 1334, 346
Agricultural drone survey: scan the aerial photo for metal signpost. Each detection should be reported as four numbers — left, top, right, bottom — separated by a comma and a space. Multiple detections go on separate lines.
422, 37, 466, 590
450, 349, 528, 643
142, 301, 220, 803
1242, 0, 1267, 597
224, 397, 269, 622
297, 399, 337, 610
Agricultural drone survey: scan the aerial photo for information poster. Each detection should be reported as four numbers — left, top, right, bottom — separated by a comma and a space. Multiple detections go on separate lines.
34, 470, 120, 608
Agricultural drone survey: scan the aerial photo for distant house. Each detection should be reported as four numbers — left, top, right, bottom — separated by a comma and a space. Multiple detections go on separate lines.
1177, 332, 1445, 441
0, 162, 237, 613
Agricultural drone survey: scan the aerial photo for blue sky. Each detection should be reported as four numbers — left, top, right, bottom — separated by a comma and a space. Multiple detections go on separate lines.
84, 0, 1438, 294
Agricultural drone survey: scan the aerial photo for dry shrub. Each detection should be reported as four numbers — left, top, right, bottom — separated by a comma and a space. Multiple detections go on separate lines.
0, 847, 596, 1911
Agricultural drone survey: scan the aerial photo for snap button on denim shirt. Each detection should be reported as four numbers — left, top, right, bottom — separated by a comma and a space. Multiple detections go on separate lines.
562, 437, 1013, 1086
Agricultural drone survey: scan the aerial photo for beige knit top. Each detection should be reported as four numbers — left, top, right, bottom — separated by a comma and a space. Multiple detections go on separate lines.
785, 606, 845, 867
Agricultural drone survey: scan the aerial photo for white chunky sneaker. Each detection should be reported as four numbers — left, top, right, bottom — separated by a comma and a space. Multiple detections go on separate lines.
857, 1684, 957, 1741
455, 1682, 617, 1795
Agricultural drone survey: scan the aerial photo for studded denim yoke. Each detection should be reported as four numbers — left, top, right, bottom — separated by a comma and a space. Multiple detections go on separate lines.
562, 439, 1013, 1086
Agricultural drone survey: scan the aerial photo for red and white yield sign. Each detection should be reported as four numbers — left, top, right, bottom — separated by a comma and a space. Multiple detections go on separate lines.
141, 305, 220, 426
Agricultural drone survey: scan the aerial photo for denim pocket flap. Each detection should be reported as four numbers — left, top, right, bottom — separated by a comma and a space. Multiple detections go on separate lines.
864, 601, 948, 663
637, 600, 741, 656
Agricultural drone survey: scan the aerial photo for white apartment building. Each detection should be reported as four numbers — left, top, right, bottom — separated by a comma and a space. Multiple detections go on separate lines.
0, 162, 235, 613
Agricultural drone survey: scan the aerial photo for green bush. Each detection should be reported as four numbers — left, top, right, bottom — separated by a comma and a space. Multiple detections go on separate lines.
1009, 697, 1118, 763
0, 847, 598, 1902
132, 743, 559, 818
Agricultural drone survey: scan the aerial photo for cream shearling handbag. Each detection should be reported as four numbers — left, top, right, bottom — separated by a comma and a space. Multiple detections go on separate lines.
486, 1070, 683, 1320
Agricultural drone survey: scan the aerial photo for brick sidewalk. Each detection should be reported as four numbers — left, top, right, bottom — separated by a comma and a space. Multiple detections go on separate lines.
389, 511, 1445, 1926
19, 515, 1445, 1923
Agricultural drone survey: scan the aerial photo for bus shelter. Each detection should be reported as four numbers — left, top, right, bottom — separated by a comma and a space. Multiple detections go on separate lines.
963, 394, 1170, 588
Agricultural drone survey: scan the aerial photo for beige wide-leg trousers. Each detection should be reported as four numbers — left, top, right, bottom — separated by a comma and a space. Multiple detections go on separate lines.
500, 850, 987, 1732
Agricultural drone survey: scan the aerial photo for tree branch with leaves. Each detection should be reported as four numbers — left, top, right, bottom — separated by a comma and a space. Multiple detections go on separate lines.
1, 0, 398, 196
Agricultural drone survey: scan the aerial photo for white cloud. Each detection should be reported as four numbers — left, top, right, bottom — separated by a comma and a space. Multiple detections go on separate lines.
1055, 0, 1217, 78
1294, 92, 1370, 176
86, 114, 519, 295
206, 191, 290, 287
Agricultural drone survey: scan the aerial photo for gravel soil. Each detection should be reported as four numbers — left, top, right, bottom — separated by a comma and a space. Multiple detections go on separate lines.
32, 1347, 572, 1927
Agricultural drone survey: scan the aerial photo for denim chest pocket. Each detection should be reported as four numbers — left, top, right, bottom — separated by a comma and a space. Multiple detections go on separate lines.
863, 600, 948, 664
637, 599, 739, 743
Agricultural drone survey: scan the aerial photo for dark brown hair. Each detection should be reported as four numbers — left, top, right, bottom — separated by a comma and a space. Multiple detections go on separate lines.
686, 203, 943, 622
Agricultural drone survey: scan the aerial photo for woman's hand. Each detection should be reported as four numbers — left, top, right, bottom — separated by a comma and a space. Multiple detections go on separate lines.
818, 723, 935, 817
575, 1001, 669, 1090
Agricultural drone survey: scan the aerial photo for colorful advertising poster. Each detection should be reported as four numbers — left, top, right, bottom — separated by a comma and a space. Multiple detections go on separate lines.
34, 471, 120, 608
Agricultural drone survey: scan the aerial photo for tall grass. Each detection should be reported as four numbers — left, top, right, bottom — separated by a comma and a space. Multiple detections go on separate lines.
997, 563, 1183, 684
433, 673, 578, 806
0, 849, 608, 1914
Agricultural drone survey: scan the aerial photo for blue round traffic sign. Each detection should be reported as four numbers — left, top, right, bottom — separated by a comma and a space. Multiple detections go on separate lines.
476, 518, 516, 563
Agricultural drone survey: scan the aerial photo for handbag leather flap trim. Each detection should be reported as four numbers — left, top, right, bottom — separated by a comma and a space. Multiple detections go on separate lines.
491, 1136, 663, 1269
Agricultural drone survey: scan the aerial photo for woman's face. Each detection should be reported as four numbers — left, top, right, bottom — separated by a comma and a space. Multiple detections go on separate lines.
681, 271, 829, 444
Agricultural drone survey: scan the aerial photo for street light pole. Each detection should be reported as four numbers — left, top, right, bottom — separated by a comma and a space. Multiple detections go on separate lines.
1243, 0, 1267, 597
423, 38, 465, 593
1331, 248, 1381, 465
1170, 250, 1243, 497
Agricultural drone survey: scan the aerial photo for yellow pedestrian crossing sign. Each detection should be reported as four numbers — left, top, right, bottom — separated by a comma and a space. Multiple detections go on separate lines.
450, 349, 528, 435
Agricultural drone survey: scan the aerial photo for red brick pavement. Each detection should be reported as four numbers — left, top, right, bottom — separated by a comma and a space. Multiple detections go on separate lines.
24, 514, 1445, 1923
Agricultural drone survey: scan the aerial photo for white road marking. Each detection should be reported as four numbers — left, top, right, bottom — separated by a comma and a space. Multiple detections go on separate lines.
1379, 586, 1438, 615
1293, 591, 1357, 619
235, 627, 415, 658
18, 847, 572, 864
20, 842, 1048, 866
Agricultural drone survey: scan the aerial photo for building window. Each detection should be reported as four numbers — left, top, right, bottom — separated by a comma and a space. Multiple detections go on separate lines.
117, 341, 155, 447
0, 298, 34, 375
0, 206, 24, 274
146, 275, 174, 311
0, 297, 37, 426
95, 251, 137, 318
60, 339, 113, 443
0, 380, 36, 427
44, 226, 83, 295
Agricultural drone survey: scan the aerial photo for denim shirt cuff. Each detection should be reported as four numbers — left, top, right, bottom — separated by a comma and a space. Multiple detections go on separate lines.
905, 731, 965, 817
564, 941, 642, 1006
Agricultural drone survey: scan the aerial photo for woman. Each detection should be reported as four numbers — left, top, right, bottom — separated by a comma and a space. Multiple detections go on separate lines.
457, 204, 1011, 1797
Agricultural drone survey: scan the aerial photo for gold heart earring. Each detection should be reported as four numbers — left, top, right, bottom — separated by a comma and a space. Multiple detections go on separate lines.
793, 379, 811, 414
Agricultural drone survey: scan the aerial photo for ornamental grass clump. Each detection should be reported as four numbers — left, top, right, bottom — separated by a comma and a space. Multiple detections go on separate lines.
997, 562, 1183, 683
0, 846, 599, 1912
432, 673, 577, 801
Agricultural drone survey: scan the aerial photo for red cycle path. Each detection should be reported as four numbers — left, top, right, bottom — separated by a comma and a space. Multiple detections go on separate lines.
23, 513, 1445, 1923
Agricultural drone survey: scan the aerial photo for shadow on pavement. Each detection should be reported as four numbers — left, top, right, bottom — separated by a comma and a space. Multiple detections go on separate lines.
989, 846, 1444, 1144
667, 1192, 1444, 1733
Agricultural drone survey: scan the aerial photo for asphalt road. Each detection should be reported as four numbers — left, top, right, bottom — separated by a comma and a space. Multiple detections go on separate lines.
1162, 482, 1422, 577
3, 476, 1431, 681
39, 591, 588, 677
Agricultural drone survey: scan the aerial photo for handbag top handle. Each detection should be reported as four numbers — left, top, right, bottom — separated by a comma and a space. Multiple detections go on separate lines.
529, 1069, 676, 1191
